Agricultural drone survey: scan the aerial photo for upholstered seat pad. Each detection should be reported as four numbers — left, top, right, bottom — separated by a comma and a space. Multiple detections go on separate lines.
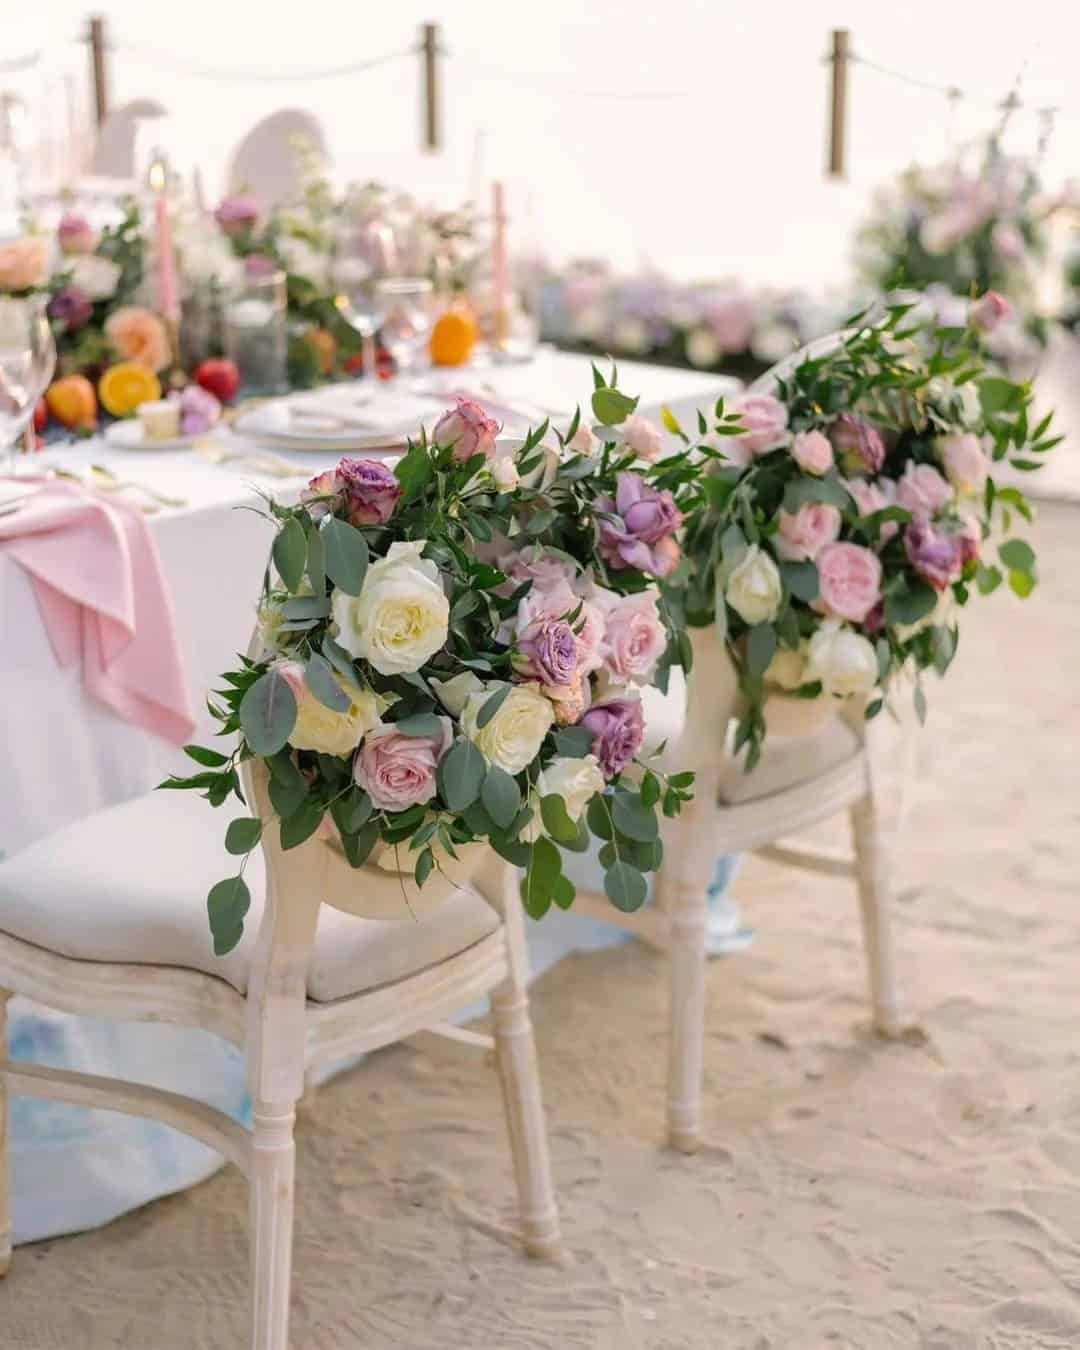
0, 791, 499, 1003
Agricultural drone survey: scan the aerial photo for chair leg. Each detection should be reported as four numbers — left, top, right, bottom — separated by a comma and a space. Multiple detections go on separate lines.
491, 981, 562, 1259
664, 873, 709, 1154
249, 1098, 298, 1350
850, 793, 904, 1036
0, 993, 10, 1277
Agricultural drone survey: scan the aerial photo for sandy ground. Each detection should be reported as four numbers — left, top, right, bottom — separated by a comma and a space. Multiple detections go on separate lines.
2, 500, 1078, 1350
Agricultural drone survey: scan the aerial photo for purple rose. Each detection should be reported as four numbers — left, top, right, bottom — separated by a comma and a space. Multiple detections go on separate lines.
829, 414, 885, 475
595, 471, 683, 577
903, 519, 964, 591
176, 384, 222, 435
215, 196, 260, 236
513, 617, 579, 686
337, 457, 402, 526
47, 286, 92, 332
581, 697, 645, 779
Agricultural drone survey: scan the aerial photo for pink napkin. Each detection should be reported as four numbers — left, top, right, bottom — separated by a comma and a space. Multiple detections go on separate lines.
0, 480, 196, 745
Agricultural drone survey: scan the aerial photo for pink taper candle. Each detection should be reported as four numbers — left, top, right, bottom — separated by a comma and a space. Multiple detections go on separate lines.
152, 167, 180, 326
491, 180, 510, 343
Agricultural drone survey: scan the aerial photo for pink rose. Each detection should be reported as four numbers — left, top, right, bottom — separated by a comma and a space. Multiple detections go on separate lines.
354, 718, 452, 813
498, 544, 579, 592
990, 224, 1024, 262
774, 502, 842, 562
57, 212, 97, 255
971, 290, 1012, 333
599, 589, 666, 683
621, 413, 664, 462
896, 462, 952, 519
958, 514, 981, 566
730, 393, 789, 455
337, 458, 402, 525
0, 237, 48, 291
566, 422, 598, 455
816, 542, 883, 622
433, 397, 500, 464
844, 476, 899, 542
790, 429, 833, 476
829, 415, 885, 475
215, 196, 260, 236
104, 306, 172, 371
939, 433, 988, 497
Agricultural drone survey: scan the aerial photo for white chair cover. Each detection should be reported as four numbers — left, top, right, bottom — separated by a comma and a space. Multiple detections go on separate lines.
226, 109, 328, 211
89, 99, 167, 178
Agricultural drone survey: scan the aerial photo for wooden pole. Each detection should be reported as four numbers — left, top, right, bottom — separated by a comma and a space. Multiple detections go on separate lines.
421, 22, 440, 152
88, 14, 108, 128
827, 28, 850, 179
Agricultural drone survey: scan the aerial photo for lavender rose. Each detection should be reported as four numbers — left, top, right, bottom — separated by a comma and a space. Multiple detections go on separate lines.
903, 519, 964, 591
215, 196, 260, 236
176, 384, 222, 435
432, 397, 500, 464
829, 414, 886, 475
595, 471, 683, 577
513, 617, 580, 686
338, 457, 402, 525
46, 286, 93, 332
581, 697, 645, 779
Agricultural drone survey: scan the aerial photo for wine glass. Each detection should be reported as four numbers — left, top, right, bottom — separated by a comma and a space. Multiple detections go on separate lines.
0, 295, 55, 477
374, 277, 434, 383
330, 219, 397, 382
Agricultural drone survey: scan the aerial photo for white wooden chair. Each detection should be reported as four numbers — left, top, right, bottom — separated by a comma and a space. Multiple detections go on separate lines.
226, 110, 328, 212
0, 756, 560, 1349
89, 98, 168, 178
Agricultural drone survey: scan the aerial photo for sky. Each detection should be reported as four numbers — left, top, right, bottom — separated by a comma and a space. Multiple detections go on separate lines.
8, 0, 1080, 286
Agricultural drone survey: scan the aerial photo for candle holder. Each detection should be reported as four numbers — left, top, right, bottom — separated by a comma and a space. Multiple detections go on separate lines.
224, 269, 288, 395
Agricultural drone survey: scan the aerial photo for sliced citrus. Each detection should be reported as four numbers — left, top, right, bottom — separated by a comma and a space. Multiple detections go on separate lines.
99, 361, 163, 417
429, 307, 478, 366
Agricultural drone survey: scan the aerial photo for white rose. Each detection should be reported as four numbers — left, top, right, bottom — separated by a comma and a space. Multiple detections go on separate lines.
280, 662, 387, 757
806, 621, 878, 699
69, 254, 121, 301
685, 326, 721, 369
333, 540, 449, 676
492, 456, 520, 491
765, 641, 810, 692
278, 234, 329, 290
537, 754, 605, 822
460, 681, 554, 775
725, 545, 783, 626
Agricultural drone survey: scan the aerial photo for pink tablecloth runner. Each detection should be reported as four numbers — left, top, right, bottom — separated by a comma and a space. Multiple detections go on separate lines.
0, 481, 195, 746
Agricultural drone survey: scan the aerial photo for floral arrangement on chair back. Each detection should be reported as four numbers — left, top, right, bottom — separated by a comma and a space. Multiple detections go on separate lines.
163, 376, 701, 952
677, 301, 1059, 772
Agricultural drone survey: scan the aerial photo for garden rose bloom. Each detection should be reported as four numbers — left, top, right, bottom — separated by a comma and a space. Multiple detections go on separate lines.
903, 519, 964, 591
302, 468, 343, 518
544, 672, 587, 725
970, 290, 1011, 333
790, 429, 833, 476
0, 237, 48, 291
595, 471, 683, 577
939, 433, 988, 497
215, 196, 260, 235
104, 306, 171, 371
815, 542, 883, 622
57, 212, 97, 255
176, 384, 221, 435
896, 462, 952, 518
511, 580, 604, 676
774, 502, 841, 562
498, 544, 579, 591
958, 514, 981, 566
46, 286, 92, 331
354, 717, 452, 812
537, 754, 605, 823
245, 253, 278, 277
276, 661, 385, 757
725, 545, 782, 625
599, 589, 666, 683
338, 458, 402, 526
332, 540, 449, 675
730, 393, 789, 455
621, 413, 664, 462
492, 456, 519, 491
69, 254, 121, 301
461, 681, 554, 774
566, 422, 598, 455
990, 223, 1024, 262
806, 620, 878, 698
844, 476, 899, 542
829, 414, 885, 475
765, 641, 810, 691
432, 397, 499, 463
514, 617, 580, 686
581, 696, 645, 778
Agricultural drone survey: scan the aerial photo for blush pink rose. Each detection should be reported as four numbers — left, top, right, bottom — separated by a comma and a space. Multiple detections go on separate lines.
730, 393, 789, 455
104, 306, 172, 371
896, 462, 952, 518
939, 433, 988, 497
790, 429, 833, 476
971, 290, 1012, 332
599, 589, 667, 683
57, 212, 98, 255
433, 397, 500, 464
0, 237, 48, 291
815, 542, 883, 623
844, 476, 899, 542
774, 502, 842, 562
621, 413, 664, 462
354, 717, 452, 813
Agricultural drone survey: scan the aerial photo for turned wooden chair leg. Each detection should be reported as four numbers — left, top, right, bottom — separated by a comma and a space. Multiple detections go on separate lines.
0, 992, 10, 1277
849, 793, 903, 1036
249, 1097, 299, 1350
664, 871, 709, 1154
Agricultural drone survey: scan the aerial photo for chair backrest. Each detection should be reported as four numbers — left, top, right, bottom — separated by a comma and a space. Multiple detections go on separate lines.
90, 99, 168, 177
226, 109, 328, 212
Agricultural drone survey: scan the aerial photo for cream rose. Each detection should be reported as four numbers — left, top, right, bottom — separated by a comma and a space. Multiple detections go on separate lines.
725, 545, 783, 626
765, 641, 810, 691
333, 540, 449, 676
806, 621, 878, 699
538, 754, 605, 821
277, 662, 386, 757
69, 254, 121, 301
460, 681, 554, 774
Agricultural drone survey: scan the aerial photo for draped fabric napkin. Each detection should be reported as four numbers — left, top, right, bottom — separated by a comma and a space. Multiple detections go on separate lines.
0, 480, 195, 745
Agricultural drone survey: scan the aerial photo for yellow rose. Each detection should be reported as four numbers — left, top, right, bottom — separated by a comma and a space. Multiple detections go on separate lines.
460, 681, 554, 775
332, 540, 449, 676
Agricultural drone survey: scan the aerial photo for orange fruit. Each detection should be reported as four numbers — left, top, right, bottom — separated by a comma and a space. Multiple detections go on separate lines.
305, 326, 337, 375
98, 361, 163, 417
429, 306, 478, 366
45, 375, 98, 429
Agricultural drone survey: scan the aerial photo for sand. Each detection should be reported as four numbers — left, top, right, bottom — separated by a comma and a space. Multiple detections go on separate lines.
2, 500, 1078, 1350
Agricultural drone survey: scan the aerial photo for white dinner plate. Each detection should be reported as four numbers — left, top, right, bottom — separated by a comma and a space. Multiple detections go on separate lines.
231, 388, 436, 453
104, 420, 201, 452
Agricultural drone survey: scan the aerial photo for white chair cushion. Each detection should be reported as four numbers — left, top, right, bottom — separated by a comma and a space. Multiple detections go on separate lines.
0, 791, 499, 1003
717, 714, 860, 805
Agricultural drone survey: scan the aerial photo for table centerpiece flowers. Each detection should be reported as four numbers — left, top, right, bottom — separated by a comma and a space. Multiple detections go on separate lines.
162, 376, 703, 952
676, 302, 1059, 772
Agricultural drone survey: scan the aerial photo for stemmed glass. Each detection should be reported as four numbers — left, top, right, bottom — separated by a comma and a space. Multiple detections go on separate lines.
0, 295, 56, 477
373, 277, 434, 383
330, 219, 397, 383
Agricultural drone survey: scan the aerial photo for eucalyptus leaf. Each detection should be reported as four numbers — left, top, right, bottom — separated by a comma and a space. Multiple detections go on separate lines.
611, 792, 658, 843
520, 836, 562, 919
272, 517, 307, 593
306, 524, 325, 596
438, 739, 486, 811
481, 765, 521, 830
394, 712, 445, 737
207, 876, 251, 955
884, 582, 937, 628
553, 725, 594, 758
540, 794, 579, 843
281, 594, 331, 620
279, 800, 324, 850
305, 652, 351, 712
477, 683, 512, 728
746, 623, 777, 680
224, 817, 263, 856
604, 861, 647, 913
998, 538, 1035, 575
779, 560, 819, 604
322, 516, 369, 596
414, 847, 435, 887
239, 668, 297, 756
342, 820, 380, 868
